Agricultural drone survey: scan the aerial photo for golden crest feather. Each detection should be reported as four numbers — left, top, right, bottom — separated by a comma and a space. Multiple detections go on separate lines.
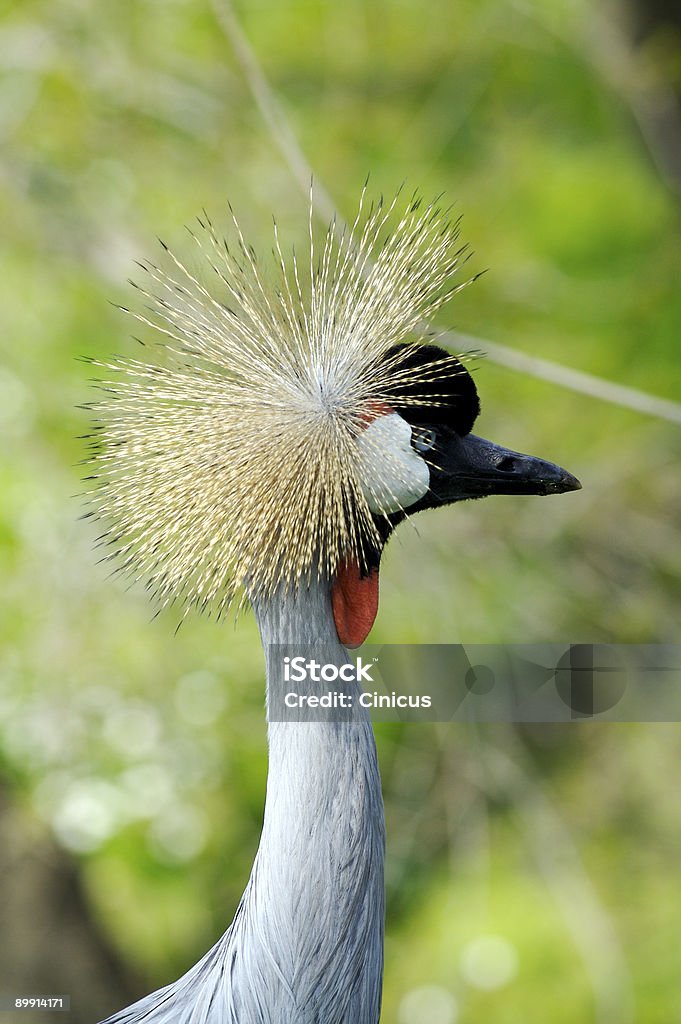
84, 187, 475, 616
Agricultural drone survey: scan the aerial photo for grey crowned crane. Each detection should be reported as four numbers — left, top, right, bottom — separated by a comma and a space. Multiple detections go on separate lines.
87, 189, 579, 1024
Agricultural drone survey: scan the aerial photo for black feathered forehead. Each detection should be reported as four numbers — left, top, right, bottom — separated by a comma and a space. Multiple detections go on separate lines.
383, 343, 480, 436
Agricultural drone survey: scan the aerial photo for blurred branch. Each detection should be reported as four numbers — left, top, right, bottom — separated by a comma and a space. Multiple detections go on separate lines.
210, 0, 336, 224
211, 0, 681, 427
451, 330, 681, 425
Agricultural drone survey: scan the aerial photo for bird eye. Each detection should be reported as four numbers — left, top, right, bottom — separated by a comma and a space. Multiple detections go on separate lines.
411, 426, 437, 453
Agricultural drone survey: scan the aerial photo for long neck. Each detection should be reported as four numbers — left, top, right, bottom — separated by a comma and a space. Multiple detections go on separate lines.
99, 582, 385, 1024
234, 579, 385, 1024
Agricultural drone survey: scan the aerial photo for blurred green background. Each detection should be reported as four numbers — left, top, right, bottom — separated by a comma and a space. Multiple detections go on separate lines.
1, 0, 680, 1022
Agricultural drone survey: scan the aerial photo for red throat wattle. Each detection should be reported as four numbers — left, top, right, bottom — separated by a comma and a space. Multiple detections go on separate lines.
331, 557, 380, 648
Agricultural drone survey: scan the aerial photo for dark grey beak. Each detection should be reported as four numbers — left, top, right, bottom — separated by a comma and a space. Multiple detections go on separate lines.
423, 430, 581, 507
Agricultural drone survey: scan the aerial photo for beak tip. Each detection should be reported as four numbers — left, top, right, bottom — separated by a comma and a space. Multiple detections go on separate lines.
554, 470, 582, 494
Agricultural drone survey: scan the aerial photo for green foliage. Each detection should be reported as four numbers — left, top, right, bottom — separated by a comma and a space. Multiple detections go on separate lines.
1, 0, 679, 1020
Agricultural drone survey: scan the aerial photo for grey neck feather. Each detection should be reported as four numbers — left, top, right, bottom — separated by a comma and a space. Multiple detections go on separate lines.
102, 578, 385, 1024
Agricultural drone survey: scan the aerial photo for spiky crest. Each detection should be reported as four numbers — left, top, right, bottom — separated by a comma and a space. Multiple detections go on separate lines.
84, 187, 476, 617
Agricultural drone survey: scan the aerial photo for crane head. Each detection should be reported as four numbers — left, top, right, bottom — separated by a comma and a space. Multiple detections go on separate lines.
86, 189, 580, 638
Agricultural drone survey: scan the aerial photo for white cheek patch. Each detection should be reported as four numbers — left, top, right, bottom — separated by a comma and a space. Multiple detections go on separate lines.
356, 412, 430, 514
